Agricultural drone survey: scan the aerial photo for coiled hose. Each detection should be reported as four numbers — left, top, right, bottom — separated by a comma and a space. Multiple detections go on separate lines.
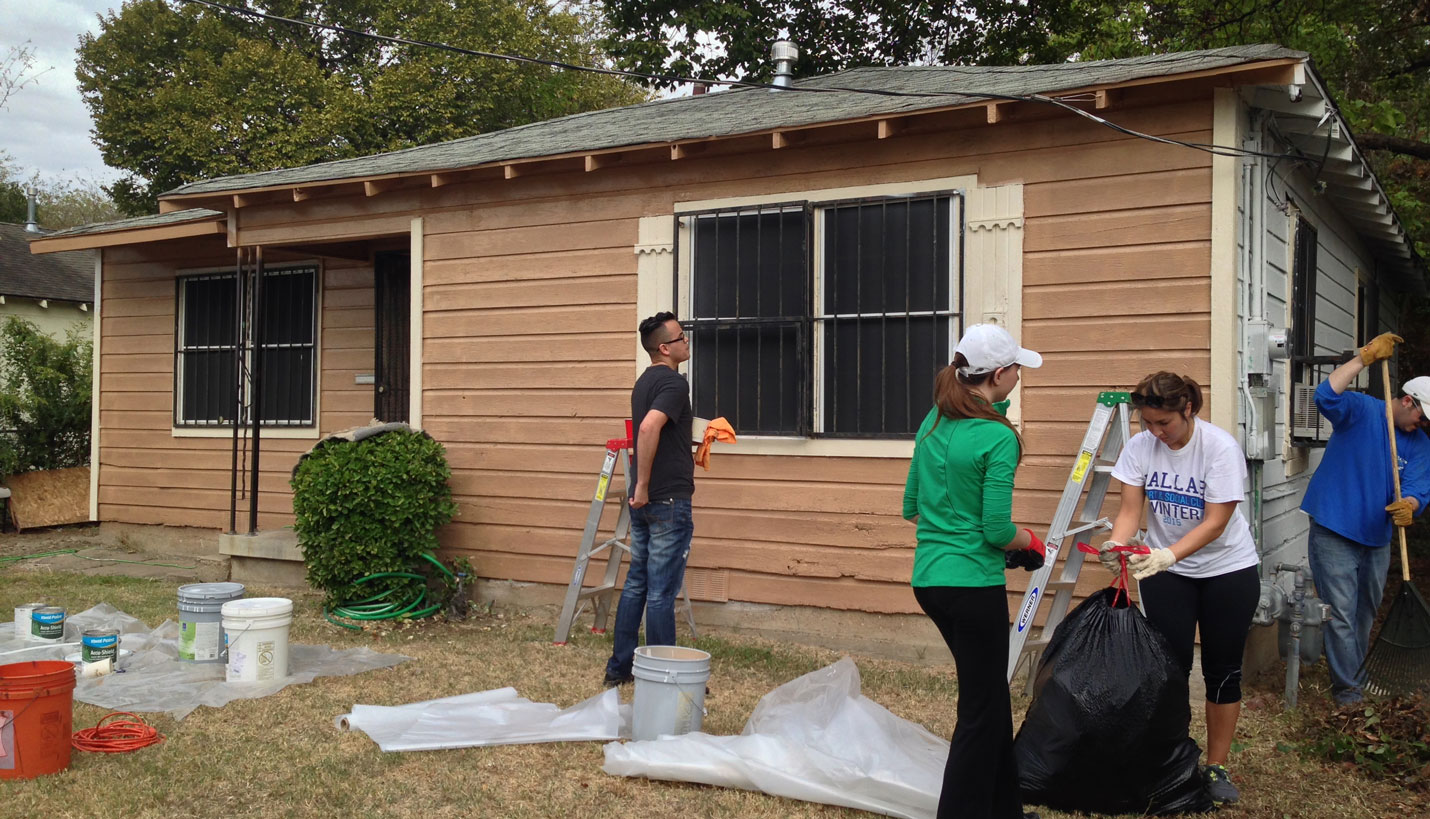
324, 552, 458, 630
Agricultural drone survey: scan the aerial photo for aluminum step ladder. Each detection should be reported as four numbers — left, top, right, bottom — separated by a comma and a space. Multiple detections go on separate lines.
553, 422, 698, 645
1007, 391, 1133, 691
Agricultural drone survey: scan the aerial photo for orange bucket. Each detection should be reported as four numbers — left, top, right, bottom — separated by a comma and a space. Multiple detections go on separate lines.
0, 660, 76, 779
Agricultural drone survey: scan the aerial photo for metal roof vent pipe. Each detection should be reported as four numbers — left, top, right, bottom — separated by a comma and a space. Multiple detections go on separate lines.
24, 192, 41, 233
771, 41, 798, 89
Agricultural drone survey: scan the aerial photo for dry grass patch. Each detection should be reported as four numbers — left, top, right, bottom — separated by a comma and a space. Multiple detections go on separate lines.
0, 571, 1423, 818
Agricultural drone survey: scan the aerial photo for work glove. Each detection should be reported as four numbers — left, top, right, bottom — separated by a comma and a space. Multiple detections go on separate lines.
1127, 548, 1177, 581
1387, 497, 1420, 527
1005, 529, 1046, 572
1360, 332, 1403, 366
1097, 541, 1126, 573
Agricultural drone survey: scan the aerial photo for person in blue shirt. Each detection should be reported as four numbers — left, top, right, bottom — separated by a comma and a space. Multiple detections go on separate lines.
1301, 332, 1430, 705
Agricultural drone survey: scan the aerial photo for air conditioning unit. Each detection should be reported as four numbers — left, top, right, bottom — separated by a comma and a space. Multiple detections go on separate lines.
1291, 382, 1331, 443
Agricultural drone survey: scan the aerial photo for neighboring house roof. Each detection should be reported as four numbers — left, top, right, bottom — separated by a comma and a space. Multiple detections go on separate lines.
0, 222, 94, 303
164, 45, 1303, 196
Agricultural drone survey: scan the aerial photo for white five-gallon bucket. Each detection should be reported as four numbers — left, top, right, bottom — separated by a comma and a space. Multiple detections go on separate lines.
631, 645, 711, 741
222, 597, 293, 683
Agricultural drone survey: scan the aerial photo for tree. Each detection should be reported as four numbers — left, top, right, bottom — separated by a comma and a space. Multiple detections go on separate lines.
0, 43, 45, 112
0, 318, 93, 476
0, 155, 123, 229
599, 0, 1430, 258
76, 0, 651, 214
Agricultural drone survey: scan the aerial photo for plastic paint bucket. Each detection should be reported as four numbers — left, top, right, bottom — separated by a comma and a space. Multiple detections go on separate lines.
13, 603, 43, 640
29, 608, 65, 642
222, 597, 293, 683
631, 645, 711, 741
177, 582, 245, 663
0, 661, 76, 780
80, 629, 120, 664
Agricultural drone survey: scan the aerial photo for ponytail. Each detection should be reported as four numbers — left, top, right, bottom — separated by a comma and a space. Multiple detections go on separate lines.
924, 353, 1023, 463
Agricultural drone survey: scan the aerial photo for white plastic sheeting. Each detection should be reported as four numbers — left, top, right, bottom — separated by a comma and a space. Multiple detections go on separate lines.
603, 656, 948, 819
337, 686, 629, 751
0, 604, 410, 719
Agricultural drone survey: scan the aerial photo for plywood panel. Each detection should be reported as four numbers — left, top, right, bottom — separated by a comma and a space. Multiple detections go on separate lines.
425, 305, 631, 338
1023, 315, 1208, 352
1024, 167, 1210, 217
424, 220, 638, 262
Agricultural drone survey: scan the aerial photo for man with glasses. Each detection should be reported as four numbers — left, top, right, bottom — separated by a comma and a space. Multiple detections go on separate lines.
1301, 332, 1430, 705
604, 312, 696, 687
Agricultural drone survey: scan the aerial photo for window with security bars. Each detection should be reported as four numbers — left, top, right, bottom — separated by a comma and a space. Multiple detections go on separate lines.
1288, 216, 1331, 447
682, 193, 960, 437
175, 265, 317, 427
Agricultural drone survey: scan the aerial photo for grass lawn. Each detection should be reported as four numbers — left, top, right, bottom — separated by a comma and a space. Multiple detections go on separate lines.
0, 570, 1422, 819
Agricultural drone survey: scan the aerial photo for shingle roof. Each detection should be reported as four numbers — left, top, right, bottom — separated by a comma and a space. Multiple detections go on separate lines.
165, 45, 1303, 197
0, 223, 94, 303
38, 208, 225, 240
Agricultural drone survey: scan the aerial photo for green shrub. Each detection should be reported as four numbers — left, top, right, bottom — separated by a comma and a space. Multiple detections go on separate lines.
0, 317, 92, 476
290, 428, 458, 603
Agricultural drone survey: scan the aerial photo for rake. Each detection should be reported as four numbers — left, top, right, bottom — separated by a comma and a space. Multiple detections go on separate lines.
1360, 359, 1430, 697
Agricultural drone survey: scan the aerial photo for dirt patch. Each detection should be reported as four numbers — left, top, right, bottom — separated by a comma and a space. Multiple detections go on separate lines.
0, 523, 229, 583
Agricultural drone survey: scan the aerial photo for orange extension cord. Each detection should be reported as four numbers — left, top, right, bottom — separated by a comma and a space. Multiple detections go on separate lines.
72, 712, 164, 753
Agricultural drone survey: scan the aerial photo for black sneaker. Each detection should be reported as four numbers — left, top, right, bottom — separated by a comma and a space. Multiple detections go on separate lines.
602, 672, 634, 688
1202, 763, 1240, 805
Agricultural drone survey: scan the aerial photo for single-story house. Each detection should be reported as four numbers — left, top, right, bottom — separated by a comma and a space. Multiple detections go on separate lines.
1, 221, 94, 343
30, 45, 1422, 652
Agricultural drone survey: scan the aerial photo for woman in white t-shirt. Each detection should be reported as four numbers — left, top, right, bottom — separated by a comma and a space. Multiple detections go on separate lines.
1099, 371, 1260, 808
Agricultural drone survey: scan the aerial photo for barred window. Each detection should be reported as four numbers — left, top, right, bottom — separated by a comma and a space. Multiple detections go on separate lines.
681, 193, 961, 437
175, 265, 317, 427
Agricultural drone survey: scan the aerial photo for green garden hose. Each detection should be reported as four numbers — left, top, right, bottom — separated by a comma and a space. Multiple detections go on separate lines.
323, 552, 459, 630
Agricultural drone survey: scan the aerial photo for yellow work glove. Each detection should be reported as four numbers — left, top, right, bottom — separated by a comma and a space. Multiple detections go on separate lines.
1387, 497, 1420, 527
1127, 548, 1177, 581
1360, 332, 1404, 366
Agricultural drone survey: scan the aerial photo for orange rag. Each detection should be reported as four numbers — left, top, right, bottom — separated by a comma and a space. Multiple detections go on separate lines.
695, 417, 737, 470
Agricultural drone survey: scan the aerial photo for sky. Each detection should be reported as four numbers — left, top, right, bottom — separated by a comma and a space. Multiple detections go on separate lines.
0, 0, 122, 184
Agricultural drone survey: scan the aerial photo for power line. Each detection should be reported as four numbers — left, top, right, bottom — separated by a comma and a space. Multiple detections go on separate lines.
175, 0, 1303, 162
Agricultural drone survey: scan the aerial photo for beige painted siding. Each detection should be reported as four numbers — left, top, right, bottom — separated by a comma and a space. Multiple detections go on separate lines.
99, 85, 1224, 618
97, 239, 374, 529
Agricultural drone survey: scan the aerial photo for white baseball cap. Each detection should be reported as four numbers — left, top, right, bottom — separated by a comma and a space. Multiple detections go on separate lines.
955, 323, 1043, 375
1404, 376, 1430, 407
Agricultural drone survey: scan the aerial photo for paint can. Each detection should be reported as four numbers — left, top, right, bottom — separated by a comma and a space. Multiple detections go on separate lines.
29, 608, 65, 642
631, 645, 711, 741
12, 603, 44, 640
0, 661, 76, 779
222, 597, 293, 683
80, 629, 120, 665
177, 582, 245, 663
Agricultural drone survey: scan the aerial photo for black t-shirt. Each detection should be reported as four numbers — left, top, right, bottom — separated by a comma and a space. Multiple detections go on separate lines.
631, 364, 694, 500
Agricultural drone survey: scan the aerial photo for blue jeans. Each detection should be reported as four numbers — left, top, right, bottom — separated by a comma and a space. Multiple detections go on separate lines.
605, 498, 693, 679
1307, 519, 1392, 703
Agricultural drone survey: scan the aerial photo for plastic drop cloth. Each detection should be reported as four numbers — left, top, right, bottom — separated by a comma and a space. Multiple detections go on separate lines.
0, 603, 410, 719
603, 656, 947, 819
337, 686, 629, 751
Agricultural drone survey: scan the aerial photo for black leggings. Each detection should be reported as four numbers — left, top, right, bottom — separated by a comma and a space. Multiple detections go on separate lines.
1140, 566, 1260, 704
914, 585, 1024, 819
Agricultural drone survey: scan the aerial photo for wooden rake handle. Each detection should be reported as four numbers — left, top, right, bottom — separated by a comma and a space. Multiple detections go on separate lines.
1382, 358, 1412, 582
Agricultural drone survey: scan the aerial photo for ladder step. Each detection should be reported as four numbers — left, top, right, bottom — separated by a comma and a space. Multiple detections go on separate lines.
576, 583, 616, 598
1044, 580, 1078, 592
1022, 637, 1051, 651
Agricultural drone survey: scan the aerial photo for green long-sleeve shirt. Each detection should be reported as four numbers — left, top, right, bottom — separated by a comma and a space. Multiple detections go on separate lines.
903, 402, 1019, 587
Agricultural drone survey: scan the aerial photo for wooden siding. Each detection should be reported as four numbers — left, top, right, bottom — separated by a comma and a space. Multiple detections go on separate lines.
97, 239, 374, 530
100, 88, 1223, 618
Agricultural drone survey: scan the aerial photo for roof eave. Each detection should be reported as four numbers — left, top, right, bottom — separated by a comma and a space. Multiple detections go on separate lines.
154, 56, 1306, 209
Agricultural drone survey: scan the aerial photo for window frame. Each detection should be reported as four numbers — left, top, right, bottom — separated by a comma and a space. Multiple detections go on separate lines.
673, 190, 964, 440
173, 262, 320, 431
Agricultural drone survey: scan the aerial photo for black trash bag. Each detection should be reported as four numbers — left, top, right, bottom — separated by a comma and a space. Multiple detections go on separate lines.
1014, 587, 1213, 815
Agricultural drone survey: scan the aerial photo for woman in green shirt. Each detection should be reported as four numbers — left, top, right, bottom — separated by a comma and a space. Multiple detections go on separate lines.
904, 323, 1045, 819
